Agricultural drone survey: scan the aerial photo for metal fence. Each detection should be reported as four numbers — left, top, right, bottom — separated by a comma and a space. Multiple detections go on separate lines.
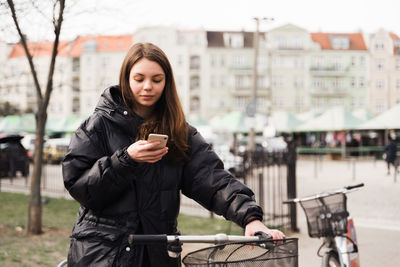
0, 163, 70, 199
180, 141, 298, 231
1, 145, 298, 231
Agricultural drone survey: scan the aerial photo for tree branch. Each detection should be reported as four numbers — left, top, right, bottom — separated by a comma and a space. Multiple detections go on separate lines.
6, 0, 43, 103
42, 0, 65, 113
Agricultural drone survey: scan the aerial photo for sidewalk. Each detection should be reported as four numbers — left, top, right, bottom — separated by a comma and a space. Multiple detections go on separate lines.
291, 157, 400, 267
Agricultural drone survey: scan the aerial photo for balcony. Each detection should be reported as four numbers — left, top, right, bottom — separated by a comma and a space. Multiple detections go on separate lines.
230, 65, 253, 73
310, 87, 347, 96
230, 86, 270, 96
310, 65, 349, 76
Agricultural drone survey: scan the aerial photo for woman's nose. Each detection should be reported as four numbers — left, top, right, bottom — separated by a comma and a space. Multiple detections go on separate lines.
143, 79, 152, 90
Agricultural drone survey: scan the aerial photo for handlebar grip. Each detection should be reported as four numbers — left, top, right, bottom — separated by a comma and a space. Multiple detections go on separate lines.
255, 231, 272, 240
345, 183, 364, 190
282, 199, 295, 204
128, 234, 168, 245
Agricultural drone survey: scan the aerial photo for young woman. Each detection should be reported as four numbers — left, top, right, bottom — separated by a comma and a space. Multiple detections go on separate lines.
62, 42, 285, 266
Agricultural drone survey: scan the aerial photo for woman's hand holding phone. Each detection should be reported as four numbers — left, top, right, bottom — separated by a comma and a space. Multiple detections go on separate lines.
126, 135, 168, 163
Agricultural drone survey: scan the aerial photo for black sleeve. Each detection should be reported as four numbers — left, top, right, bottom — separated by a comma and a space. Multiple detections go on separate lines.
181, 127, 263, 228
62, 117, 142, 211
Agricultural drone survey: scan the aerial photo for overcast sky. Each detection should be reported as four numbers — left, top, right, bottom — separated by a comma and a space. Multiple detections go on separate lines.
1, 0, 399, 42
61, 0, 398, 37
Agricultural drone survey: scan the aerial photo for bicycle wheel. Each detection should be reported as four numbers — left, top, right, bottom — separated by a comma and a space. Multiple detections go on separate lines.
321, 251, 340, 267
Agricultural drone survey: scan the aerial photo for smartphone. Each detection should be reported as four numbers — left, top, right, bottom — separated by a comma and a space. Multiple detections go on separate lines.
147, 134, 169, 150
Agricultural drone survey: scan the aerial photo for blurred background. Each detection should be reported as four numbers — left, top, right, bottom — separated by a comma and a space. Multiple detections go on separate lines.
0, 0, 400, 266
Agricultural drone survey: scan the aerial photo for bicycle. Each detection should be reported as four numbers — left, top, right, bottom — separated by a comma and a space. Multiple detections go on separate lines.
283, 183, 364, 267
58, 232, 298, 266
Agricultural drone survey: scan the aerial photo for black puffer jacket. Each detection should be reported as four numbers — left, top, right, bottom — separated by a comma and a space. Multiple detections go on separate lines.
62, 86, 263, 266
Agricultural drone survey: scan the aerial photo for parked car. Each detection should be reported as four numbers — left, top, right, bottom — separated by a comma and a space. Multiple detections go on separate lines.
21, 134, 48, 161
42, 137, 70, 164
236, 136, 288, 154
214, 144, 245, 178
0, 134, 30, 178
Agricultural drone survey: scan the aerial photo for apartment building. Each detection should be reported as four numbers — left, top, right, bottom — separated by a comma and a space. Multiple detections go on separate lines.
0, 36, 132, 118
267, 24, 318, 113
1, 24, 400, 121
133, 26, 208, 117
367, 29, 400, 114
309, 32, 370, 113
70, 35, 133, 116
1, 41, 73, 116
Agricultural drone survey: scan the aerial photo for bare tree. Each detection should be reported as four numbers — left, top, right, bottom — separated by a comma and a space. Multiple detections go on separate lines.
4, 0, 65, 234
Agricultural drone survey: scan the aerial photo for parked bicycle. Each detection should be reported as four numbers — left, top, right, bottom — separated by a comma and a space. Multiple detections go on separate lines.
58, 232, 298, 266
283, 183, 364, 267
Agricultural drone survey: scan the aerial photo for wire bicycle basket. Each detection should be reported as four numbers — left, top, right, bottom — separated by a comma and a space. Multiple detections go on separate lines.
182, 238, 298, 267
300, 192, 348, 238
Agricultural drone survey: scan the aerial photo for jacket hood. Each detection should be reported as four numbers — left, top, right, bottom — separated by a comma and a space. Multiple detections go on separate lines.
95, 85, 144, 134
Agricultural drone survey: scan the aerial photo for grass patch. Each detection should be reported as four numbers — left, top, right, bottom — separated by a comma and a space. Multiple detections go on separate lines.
0, 192, 244, 266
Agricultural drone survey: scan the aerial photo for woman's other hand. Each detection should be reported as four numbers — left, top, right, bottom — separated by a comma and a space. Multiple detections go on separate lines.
127, 140, 168, 163
244, 220, 286, 239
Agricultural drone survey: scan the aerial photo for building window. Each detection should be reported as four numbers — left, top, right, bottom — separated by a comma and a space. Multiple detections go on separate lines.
374, 39, 385, 50
190, 76, 200, 90
359, 56, 365, 68
234, 96, 247, 109
291, 36, 303, 49
72, 57, 80, 72
351, 56, 356, 67
210, 75, 216, 88
235, 75, 250, 89
351, 77, 355, 88
190, 96, 200, 112
190, 55, 200, 70
331, 78, 342, 89
376, 59, 384, 71
396, 79, 400, 91
359, 77, 365, 88
178, 35, 185, 45
220, 76, 225, 88
72, 78, 80, 92
376, 79, 385, 90
210, 55, 216, 67
177, 55, 183, 66
257, 76, 266, 88
375, 99, 385, 113
176, 75, 183, 87
101, 57, 109, 68
72, 97, 80, 113
330, 36, 350, 50
294, 77, 303, 88
276, 36, 287, 49
351, 97, 356, 108
396, 59, 400, 71
223, 33, 244, 48
272, 76, 284, 88
232, 55, 245, 67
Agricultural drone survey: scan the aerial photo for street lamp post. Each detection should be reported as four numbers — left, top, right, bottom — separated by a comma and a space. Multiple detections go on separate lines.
248, 17, 274, 151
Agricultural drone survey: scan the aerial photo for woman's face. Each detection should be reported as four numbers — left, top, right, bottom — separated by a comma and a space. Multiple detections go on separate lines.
129, 58, 166, 116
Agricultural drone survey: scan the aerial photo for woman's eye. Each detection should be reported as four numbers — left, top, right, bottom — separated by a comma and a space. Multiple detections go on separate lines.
134, 79, 143, 82
153, 80, 162, 83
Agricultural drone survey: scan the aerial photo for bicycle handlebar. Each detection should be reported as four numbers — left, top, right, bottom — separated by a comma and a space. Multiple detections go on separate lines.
283, 183, 364, 204
128, 233, 272, 245
345, 183, 364, 190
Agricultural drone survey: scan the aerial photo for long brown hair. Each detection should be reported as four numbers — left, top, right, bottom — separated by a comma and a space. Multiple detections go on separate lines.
119, 43, 189, 162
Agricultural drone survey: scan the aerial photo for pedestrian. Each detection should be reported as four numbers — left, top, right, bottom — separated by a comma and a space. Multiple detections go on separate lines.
7, 141, 19, 177
62, 42, 285, 267
384, 136, 398, 175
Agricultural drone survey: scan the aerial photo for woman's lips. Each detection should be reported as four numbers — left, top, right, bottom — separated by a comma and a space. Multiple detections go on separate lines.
141, 95, 154, 100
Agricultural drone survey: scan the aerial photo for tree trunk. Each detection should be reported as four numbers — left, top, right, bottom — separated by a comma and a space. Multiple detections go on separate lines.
27, 111, 47, 234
